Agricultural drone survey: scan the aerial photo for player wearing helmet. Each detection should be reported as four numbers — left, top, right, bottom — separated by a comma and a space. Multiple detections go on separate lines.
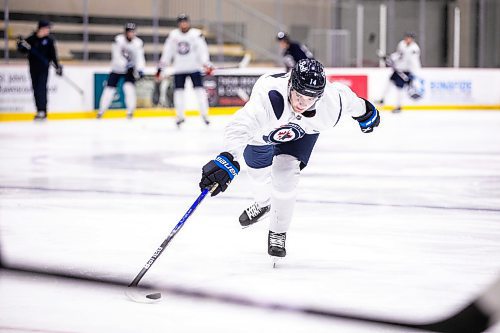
156, 14, 213, 127
97, 23, 146, 119
199, 59, 380, 262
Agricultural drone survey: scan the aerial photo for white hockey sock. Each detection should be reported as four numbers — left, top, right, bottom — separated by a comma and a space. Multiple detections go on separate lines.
99, 86, 116, 114
123, 82, 136, 115
247, 165, 272, 207
194, 87, 209, 118
268, 155, 301, 234
396, 87, 404, 109
174, 89, 185, 120
380, 80, 392, 101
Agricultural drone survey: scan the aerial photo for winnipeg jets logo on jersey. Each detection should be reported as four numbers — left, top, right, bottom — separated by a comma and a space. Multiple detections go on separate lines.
177, 41, 190, 55
263, 123, 306, 144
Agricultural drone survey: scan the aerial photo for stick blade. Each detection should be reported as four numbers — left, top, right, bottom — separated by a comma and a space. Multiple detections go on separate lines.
125, 287, 162, 304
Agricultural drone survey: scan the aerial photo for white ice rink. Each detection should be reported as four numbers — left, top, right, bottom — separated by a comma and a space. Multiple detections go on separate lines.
1, 111, 499, 332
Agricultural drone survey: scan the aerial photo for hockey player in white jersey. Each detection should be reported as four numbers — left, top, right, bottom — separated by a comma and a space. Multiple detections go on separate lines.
377, 32, 422, 113
97, 23, 146, 119
199, 59, 380, 261
156, 14, 213, 127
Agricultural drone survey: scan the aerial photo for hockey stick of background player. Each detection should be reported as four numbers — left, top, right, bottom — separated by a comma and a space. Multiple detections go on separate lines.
17, 37, 85, 96
213, 52, 251, 71
126, 185, 217, 303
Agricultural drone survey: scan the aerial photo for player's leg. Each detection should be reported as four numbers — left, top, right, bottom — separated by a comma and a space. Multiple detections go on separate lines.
123, 71, 137, 119
267, 154, 301, 258
239, 144, 274, 227
98, 73, 120, 118
31, 69, 48, 120
376, 73, 394, 105
269, 133, 319, 258
173, 74, 187, 126
190, 71, 210, 125
391, 72, 406, 113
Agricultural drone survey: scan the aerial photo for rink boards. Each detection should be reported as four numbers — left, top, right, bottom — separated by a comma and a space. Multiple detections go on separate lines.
0, 65, 499, 121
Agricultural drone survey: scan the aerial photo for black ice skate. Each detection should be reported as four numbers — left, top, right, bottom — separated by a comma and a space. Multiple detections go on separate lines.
176, 118, 185, 128
268, 231, 286, 267
202, 116, 210, 125
239, 202, 270, 227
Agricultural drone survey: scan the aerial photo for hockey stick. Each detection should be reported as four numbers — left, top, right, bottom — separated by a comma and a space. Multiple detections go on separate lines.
213, 52, 251, 71
126, 185, 216, 303
17, 37, 84, 96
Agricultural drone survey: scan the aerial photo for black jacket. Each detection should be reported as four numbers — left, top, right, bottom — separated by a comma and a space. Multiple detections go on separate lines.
282, 41, 314, 71
18, 32, 60, 72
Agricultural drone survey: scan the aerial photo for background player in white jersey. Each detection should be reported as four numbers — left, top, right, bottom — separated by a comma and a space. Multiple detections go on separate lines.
156, 14, 213, 127
377, 32, 422, 113
199, 59, 380, 261
97, 23, 146, 119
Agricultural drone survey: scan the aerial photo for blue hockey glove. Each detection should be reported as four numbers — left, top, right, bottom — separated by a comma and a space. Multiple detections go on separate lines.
199, 152, 240, 196
353, 98, 380, 133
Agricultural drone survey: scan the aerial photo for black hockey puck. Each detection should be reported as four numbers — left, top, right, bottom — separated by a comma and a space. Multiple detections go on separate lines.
146, 292, 162, 300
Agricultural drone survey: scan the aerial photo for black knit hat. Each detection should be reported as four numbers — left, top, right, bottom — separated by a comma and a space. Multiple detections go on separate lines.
37, 20, 51, 29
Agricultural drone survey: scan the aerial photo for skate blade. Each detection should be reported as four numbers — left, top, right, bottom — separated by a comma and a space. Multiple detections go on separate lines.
270, 256, 283, 268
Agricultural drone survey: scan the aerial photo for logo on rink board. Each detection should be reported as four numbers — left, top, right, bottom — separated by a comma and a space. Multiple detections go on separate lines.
263, 123, 305, 144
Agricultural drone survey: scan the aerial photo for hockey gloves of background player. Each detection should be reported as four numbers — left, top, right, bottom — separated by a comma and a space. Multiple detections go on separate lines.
199, 152, 240, 196
55, 65, 63, 76
353, 98, 380, 133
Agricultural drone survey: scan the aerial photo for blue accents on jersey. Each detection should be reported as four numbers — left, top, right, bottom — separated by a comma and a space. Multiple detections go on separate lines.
268, 90, 285, 119
243, 145, 274, 169
333, 93, 343, 126
214, 155, 239, 179
270, 73, 287, 78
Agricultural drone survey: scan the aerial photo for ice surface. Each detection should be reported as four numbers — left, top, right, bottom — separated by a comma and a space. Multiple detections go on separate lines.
0, 111, 499, 332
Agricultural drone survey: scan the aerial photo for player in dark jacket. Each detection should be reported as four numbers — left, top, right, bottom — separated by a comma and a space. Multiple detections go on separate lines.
17, 20, 63, 120
276, 31, 314, 72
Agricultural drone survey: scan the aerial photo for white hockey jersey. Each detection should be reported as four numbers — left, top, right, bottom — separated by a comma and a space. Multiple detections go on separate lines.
390, 40, 421, 73
159, 28, 210, 74
224, 72, 367, 161
110, 34, 146, 74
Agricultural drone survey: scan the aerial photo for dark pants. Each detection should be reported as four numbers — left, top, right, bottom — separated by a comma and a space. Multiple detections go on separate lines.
243, 133, 320, 170
106, 70, 136, 87
174, 71, 203, 89
30, 68, 49, 112
390, 71, 413, 88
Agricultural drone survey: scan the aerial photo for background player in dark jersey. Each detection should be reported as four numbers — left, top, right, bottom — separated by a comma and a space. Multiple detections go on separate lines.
276, 31, 314, 72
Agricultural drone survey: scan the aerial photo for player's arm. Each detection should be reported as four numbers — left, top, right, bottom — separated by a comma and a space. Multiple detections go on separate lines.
48, 37, 63, 76
135, 39, 146, 78
156, 35, 173, 79
111, 35, 123, 64
335, 82, 380, 133
197, 33, 214, 75
199, 78, 270, 196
